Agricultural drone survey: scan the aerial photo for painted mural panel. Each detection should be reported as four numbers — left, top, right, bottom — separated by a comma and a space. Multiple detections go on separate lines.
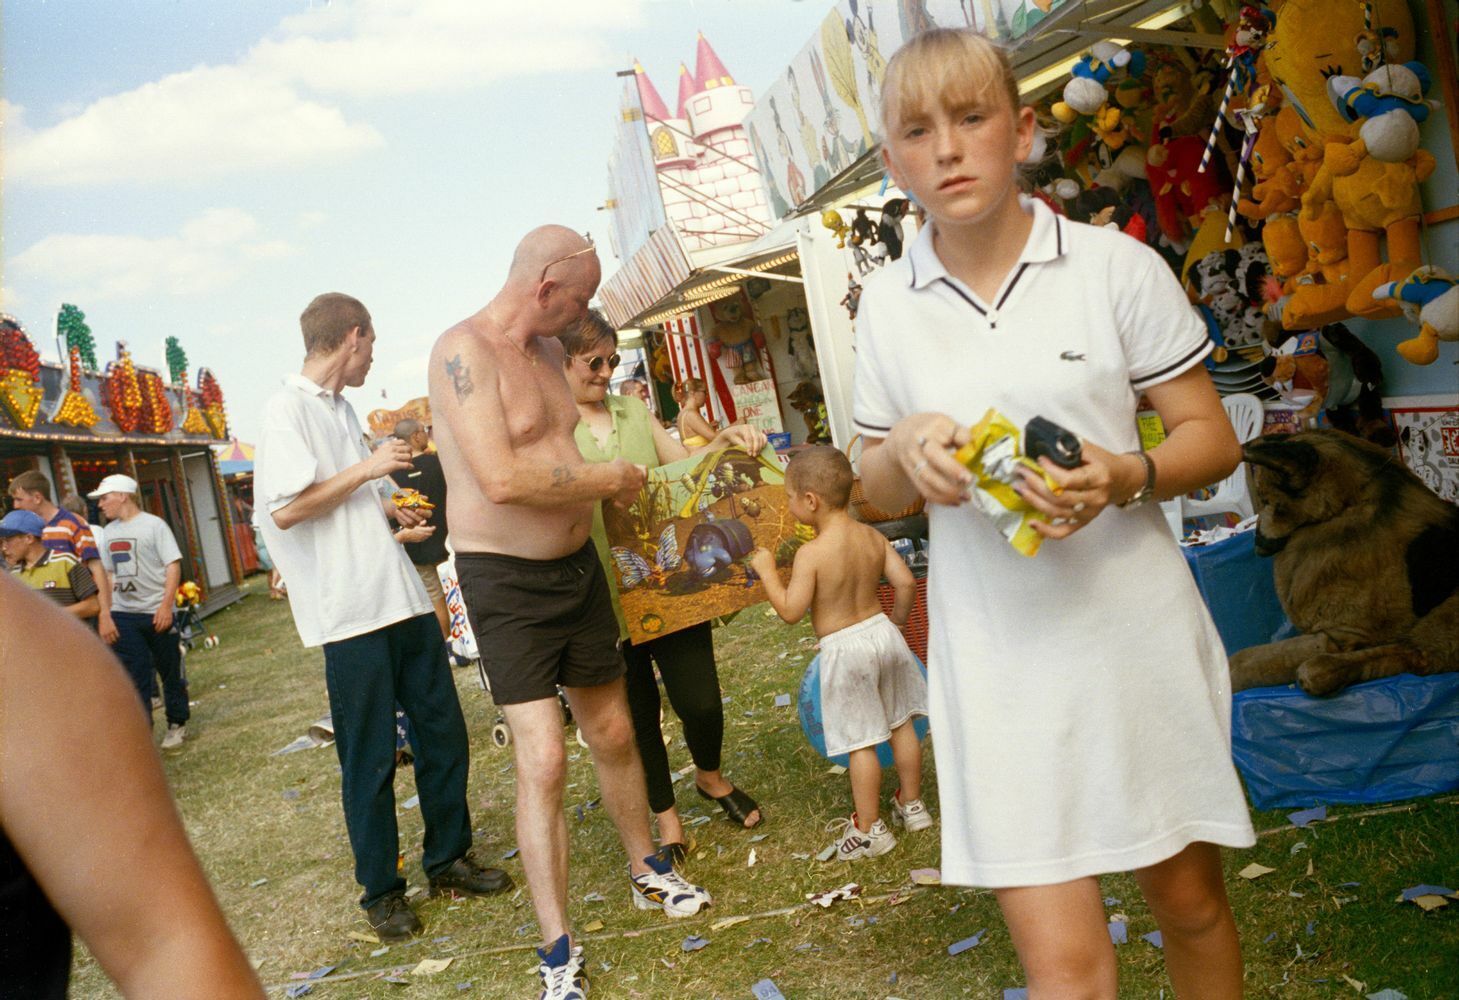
602, 445, 804, 644
744, 0, 1071, 217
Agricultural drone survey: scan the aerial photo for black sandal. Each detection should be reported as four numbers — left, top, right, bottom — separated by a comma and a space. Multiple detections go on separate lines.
696, 784, 762, 829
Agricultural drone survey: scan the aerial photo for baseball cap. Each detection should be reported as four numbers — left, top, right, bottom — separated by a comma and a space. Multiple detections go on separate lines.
0, 509, 46, 538
87, 473, 140, 498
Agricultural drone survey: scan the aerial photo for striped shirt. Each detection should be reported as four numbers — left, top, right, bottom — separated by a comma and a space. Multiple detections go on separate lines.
43, 509, 100, 562
10, 549, 98, 609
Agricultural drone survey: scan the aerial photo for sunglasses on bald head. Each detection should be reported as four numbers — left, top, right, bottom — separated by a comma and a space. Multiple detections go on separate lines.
571, 352, 620, 373
539, 235, 597, 284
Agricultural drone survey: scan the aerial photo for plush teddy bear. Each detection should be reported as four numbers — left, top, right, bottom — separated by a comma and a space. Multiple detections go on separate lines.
705, 293, 769, 385
1265, 202, 1354, 331
1052, 41, 1146, 123
1373, 266, 1459, 366
1236, 113, 1302, 220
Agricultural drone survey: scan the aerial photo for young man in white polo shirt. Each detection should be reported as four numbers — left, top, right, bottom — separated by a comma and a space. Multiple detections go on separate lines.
255, 292, 511, 944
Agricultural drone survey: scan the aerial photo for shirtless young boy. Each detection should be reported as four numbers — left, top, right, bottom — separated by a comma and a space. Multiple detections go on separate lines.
749, 446, 932, 861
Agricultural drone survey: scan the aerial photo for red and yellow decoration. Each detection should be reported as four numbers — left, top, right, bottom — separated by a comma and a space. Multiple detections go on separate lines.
0, 314, 43, 430
138, 368, 173, 434
198, 368, 228, 440
52, 346, 100, 429
103, 343, 145, 433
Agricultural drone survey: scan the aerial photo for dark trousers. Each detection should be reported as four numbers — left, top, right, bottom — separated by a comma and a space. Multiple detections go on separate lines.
622, 621, 725, 814
111, 611, 189, 727
322, 614, 472, 908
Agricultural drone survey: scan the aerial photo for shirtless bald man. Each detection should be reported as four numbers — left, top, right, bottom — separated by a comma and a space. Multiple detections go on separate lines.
430, 226, 711, 1000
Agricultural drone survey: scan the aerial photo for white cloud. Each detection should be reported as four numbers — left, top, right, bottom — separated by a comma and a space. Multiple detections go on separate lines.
7, 0, 642, 188
10, 208, 299, 300
7, 65, 382, 187
296, 210, 329, 230
0, 286, 21, 310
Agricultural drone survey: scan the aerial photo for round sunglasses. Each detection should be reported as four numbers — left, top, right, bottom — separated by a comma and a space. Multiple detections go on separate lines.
571, 352, 621, 373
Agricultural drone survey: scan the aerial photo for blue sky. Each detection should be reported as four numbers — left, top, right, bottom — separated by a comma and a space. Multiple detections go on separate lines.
2, 0, 831, 441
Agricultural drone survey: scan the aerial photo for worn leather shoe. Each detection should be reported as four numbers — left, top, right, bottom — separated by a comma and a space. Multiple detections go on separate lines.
428, 853, 513, 897
365, 891, 422, 943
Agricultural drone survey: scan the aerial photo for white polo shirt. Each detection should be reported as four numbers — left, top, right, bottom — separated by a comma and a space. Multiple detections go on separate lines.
852, 198, 1254, 888
254, 373, 430, 647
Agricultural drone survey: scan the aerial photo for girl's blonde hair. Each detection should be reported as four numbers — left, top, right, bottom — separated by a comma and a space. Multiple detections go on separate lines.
879, 28, 1021, 134
672, 377, 707, 404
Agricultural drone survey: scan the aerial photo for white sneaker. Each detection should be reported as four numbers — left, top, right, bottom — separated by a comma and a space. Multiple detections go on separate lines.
629, 854, 712, 917
827, 815, 896, 861
161, 724, 186, 749
536, 935, 588, 1000
892, 793, 934, 832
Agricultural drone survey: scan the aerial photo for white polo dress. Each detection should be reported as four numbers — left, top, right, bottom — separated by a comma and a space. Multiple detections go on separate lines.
852, 198, 1255, 888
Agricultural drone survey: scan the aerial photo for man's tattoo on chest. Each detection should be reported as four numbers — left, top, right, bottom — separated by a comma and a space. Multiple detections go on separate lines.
551, 465, 577, 488
445, 354, 474, 402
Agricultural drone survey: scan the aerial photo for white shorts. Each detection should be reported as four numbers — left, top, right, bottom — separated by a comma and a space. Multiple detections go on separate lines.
819, 613, 928, 758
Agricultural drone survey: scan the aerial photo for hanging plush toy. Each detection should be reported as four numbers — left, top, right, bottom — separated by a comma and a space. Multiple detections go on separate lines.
705, 293, 769, 385
1235, 113, 1301, 219
877, 199, 911, 260
1373, 267, 1459, 366
1147, 129, 1230, 246
821, 209, 851, 248
849, 208, 877, 247
1052, 42, 1146, 123
1327, 62, 1439, 163
1266, 0, 1422, 321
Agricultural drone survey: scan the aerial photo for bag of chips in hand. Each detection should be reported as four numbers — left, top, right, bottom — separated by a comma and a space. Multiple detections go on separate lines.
952, 408, 1063, 557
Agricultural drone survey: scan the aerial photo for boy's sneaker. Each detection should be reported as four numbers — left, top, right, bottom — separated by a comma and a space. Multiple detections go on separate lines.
891, 792, 933, 832
629, 852, 712, 917
827, 814, 897, 861
160, 724, 186, 749
536, 934, 588, 999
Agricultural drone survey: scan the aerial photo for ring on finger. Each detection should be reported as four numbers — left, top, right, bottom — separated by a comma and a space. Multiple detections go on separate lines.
1072, 501, 1087, 514
913, 459, 929, 477
1051, 516, 1070, 526
916, 434, 929, 449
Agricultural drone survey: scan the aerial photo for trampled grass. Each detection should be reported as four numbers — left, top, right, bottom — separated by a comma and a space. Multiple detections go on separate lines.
72, 580, 1458, 998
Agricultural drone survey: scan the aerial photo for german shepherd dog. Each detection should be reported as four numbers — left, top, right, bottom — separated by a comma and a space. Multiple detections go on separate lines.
1229, 430, 1459, 696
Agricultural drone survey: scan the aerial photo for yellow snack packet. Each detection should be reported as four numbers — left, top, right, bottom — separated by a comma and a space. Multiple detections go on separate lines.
952, 408, 1061, 557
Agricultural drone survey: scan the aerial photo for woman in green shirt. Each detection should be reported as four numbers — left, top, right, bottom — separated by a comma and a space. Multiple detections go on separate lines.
562, 311, 766, 859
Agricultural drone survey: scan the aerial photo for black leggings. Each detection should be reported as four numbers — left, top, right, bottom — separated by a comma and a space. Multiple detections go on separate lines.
622, 621, 725, 814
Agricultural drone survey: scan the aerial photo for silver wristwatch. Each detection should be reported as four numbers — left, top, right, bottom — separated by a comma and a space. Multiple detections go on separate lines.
1117, 450, 1157, 509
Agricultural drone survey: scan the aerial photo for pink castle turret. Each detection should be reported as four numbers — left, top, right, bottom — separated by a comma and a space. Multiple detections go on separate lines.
633, 59, 671, 122
676, 62, 697, 120
695, 32, 735, 90
622, 36, 770, 254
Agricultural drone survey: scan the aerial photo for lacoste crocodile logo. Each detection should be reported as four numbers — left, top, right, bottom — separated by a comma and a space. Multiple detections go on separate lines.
1059, 351, 1086, 362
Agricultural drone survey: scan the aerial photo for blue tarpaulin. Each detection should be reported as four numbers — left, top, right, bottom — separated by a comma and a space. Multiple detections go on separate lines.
1181, 530, 1291, 656
1232, 673, 1459, 808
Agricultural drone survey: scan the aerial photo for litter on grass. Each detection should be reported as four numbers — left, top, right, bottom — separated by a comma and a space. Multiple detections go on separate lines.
681, 935, 710, 952
1287, 806, 1327, 828
751, 979, 787, 1000
412, 958, 452, 976
1143, 930, 1164, 948
503, 847, 519, 859
1238, 862, 1276, 880
748, 849, 758, 867
1108, 920, 1128, 945
401, 795, 419, 810
711, 915, 751, 931
947, 929, 986, 955
807, 883, 862, 908
1004, 990, 1029, 1000
1366, 990, 1408, 999
347, 931, 376, 944
582, 920, 604, 933
773, 694, 792, 708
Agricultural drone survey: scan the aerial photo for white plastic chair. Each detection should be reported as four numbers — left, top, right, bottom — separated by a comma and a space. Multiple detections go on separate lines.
1176, 392, 1264, 524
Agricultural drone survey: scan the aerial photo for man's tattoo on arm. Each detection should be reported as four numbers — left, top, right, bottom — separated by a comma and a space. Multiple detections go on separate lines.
445, 354, 474, 403
551, 465, 577, 488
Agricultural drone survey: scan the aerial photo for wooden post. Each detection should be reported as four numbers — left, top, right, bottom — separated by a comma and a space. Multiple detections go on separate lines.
168, 449, 206, 588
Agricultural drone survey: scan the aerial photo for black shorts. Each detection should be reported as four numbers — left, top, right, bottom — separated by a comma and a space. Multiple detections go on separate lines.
456, 542, 624, 706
